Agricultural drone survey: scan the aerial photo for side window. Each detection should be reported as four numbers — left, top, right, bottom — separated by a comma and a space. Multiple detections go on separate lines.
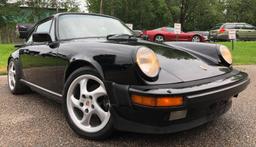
166, 27, 174, 32
35, 20, 52, 33
26, 19, 53, 44
26, 33, 33, 44
50, 20, 55, 41
224, 24, 236, 29
244, 24, 255, 29
25, 28, 35, 44
235, 24, 244, 29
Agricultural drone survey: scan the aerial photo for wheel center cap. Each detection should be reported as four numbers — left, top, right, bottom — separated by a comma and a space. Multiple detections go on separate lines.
85, 100, 91, 107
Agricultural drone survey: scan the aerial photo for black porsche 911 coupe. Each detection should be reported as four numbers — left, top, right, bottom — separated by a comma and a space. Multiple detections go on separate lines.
7, 13, 249, 139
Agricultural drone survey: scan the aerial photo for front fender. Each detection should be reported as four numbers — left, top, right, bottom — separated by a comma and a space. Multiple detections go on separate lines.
164, 42, 221, 65
59, 41, 140, 85
68, 55, 104, 78
8, 49, 20, 64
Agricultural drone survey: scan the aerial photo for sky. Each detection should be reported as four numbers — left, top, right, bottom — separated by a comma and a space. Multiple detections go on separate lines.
76, 0, 88, 12
8, 0, 88, 12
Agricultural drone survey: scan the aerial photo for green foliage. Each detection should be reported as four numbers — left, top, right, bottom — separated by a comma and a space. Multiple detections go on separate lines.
87, 0, 256, 31
184, 0, 225, 31
87, 0, 172, 30
225, 0, 256, 26
0, 0, 81, 43
0, 44, 15, 74
0, 0, 80, 26
217, 41, 256, 65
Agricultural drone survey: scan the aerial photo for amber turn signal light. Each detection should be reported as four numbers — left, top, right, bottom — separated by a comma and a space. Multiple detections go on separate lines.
131, 95, 183, 107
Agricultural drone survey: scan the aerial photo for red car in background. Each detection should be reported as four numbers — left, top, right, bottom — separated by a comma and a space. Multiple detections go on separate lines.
143, 27, 205, 42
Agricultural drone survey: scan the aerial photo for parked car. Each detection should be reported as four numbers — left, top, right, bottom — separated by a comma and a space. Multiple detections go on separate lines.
133, 30, 143, 37
15, 24, 34, 39
143, 27, 205, 42
188, 31, 209, 41
9, 13, 249, 139
209, 23, 256, 41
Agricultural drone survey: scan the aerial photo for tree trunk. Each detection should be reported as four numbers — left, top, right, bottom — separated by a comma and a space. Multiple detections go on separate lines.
180, 0, 189, 30
100, 0, 103, 14
110, 0, 114, 16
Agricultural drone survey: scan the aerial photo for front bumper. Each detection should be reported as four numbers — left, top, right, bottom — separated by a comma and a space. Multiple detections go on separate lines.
106, 70, 249, 134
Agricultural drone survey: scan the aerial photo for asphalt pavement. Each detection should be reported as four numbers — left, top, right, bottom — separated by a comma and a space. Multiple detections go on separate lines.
0, 65, 255, 146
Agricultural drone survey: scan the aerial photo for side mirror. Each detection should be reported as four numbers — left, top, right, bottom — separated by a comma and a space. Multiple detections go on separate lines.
133, 30, 143, 37
32, 33, 52, 43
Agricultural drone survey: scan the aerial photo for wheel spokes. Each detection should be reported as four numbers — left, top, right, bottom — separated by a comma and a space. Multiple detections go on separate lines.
80, 110, 94, 126
94, 103, 108, 122
71, 95, 82, 110
90, 85, 106, 100
8, 62, 16, 89
11, 77, 16, 85
193, 36, 200, 42
80, 79, 89, 97
67, 74, 111, 132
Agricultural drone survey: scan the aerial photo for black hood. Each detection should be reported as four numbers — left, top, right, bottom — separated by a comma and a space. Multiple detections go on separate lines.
133, 39, 231, 83
62, 38, 231, 85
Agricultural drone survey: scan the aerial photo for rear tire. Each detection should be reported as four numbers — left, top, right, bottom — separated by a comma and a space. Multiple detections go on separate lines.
7, 59, 30, 94
192, 35, 201, 42
63, 67, 113, 140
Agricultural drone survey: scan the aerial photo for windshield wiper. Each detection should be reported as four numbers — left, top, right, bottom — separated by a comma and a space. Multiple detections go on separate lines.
106, 34, 137, 41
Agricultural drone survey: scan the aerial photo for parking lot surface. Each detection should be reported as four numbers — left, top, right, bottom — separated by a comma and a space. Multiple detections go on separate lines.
0, 65, 255, 146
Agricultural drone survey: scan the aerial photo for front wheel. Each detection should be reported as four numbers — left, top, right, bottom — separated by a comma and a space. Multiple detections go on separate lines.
154, 35, 165, 42
7, 59, 30, 94
192, 35, 201, 42
63, 67, 113, 140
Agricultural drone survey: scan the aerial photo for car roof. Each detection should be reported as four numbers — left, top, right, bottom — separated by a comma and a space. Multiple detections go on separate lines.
223, 22, 246, 25
37, 12, 120, 25
54, 12, 118, 20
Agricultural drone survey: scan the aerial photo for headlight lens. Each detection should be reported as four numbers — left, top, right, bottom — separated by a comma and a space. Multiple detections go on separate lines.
136, 47, 160, 78
219, 45, 232, 65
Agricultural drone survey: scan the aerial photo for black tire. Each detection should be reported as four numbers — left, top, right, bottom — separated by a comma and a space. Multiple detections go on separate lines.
7, 59, 30, 94
236, 34, 240, 41
63, 67, 113, 140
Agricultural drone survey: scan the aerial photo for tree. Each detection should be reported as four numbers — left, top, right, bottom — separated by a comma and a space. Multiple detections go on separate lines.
100, 0, 103, 14
225, 0, 256, 25
87, 0, 170, 30
88, 0, 256, 31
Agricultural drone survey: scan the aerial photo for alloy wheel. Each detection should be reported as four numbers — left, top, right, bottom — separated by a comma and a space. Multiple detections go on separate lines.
155, 35, 164, 42
192, 36, 201, 42
8, 61, 16, 90
66, 74, 110, 133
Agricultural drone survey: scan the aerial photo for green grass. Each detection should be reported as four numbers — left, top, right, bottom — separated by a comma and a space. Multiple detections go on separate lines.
0, 44, 15, 75
217, 41, 256, 65
0, 41, 255, 75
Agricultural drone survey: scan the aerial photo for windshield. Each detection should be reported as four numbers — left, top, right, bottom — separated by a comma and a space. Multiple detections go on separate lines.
58, 14, 133, 40
154, 28, 162, 31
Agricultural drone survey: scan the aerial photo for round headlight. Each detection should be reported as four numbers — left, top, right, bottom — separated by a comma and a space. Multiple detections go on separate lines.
219, 45, 232, 65
136, 47, 160, 78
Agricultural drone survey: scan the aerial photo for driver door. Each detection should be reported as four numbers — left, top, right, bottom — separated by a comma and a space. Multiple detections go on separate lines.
164, 27, 176, 41
20, 18, 59, 93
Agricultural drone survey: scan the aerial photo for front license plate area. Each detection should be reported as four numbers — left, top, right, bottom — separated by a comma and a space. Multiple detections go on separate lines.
208, 99, 230, 118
